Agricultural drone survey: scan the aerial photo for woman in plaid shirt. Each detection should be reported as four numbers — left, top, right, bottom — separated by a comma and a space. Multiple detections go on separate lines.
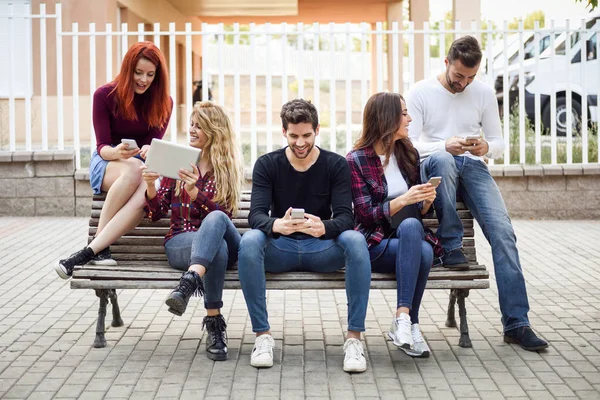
346, 92, 437, 358
142, 102, 243, 362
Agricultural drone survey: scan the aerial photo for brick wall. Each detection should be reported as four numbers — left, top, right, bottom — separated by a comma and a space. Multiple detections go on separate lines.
0, 150, 598, 219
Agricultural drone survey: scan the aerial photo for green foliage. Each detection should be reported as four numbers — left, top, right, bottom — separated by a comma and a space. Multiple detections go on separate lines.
222, 24, 250, 45
494, 104, 598, 165
507, 10, 545, 30
575, 0, 598, 10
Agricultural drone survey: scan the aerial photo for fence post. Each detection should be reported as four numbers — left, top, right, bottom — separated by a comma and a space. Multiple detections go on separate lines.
56, 3, 64, 150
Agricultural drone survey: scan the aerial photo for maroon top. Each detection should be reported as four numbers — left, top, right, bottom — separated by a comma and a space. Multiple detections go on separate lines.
144, 173, 233, 244
92, 83, 173, 154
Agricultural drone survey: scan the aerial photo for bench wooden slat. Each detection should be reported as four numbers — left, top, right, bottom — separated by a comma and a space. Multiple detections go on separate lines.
72, 268, 488, 282
71, 279, 489, 290
96, 236, 476, 248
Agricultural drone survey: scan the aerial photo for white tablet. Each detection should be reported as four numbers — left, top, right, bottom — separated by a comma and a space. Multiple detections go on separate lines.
145, 138, 201, 180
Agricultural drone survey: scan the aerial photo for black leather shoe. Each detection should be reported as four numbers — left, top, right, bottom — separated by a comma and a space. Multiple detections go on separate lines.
504, 326, 549, 351
442, 248, 469, 270
203, 314, 228, 361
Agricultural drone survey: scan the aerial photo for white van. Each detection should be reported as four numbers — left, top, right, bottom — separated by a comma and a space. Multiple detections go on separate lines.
523, 18, 599, 135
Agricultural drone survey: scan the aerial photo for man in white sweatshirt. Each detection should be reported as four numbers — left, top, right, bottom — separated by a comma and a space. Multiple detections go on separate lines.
406, 36, 548, 352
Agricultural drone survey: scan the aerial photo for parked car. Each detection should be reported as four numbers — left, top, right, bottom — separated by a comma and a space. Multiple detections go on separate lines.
492, 32, 559, 112
523, 18, 599, 136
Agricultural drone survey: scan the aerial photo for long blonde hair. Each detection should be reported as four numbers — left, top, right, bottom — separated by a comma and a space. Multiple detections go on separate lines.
188, 101, 243, 216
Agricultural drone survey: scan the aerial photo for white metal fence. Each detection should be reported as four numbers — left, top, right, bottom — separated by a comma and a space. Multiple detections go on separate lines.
1, 2, 599, 168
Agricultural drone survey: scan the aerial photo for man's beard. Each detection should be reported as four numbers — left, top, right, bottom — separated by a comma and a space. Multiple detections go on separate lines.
291, 143, 314, 159
446, 70, 467, 93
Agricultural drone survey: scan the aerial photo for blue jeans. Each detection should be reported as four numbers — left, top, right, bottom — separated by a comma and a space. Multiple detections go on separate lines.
369, 218, 433, 324
238, 229, 371, 333
421, 152, 530, 332
164, 211, 241, 310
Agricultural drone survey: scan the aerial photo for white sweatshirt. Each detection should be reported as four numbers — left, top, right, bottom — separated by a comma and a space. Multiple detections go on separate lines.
406, 77, 505, 161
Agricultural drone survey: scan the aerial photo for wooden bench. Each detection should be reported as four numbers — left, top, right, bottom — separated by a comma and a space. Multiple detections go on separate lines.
72, 191, 489, 349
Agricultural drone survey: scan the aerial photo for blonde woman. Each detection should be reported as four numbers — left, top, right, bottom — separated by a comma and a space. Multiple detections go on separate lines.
142, 102, 243, 361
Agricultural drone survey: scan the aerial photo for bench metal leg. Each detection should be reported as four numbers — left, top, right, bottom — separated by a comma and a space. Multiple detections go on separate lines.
445, 289, 473, 348
93, 289, 108, 348
107, 289, 124, 327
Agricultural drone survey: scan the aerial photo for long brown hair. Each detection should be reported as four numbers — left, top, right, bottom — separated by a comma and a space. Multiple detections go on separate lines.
354, 92, 419, 185
109, 41, 171, 129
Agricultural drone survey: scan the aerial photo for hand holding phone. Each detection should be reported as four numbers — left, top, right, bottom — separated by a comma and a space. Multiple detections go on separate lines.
121, 138, 139, 149
464, 135, 481, 141
291, 208, 305, 220
427, 176, 442, 188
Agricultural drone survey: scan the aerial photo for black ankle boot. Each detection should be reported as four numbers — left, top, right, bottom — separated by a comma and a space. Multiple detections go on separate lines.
165, 271, 205, 316
203, 314, 228, 361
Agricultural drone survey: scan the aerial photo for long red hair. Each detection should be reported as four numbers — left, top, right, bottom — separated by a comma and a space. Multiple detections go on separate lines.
109, 41, 170, 129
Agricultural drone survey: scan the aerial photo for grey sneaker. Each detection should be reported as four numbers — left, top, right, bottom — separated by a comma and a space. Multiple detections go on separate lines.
402, 324, 431, 358
387, 313, 413, 349
89, 247, 117, 266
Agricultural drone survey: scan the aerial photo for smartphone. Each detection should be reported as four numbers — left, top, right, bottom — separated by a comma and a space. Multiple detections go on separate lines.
428, 176, 442, 188
465, 135, 481, 141
291, 208, 305, 220
121, 138, 139, 149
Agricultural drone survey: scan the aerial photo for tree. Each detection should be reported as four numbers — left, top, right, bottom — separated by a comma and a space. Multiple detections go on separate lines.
575, 0, 598, 10
508, 10, 545, 30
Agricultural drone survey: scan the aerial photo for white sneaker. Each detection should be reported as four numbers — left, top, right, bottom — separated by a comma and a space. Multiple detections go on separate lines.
250, 334, 274, 368
402, 324, 431, 358
388, 313, 413, 349
343, 338, 367, 373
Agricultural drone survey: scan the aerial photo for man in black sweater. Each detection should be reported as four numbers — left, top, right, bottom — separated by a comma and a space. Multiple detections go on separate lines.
238, 99, 371, 373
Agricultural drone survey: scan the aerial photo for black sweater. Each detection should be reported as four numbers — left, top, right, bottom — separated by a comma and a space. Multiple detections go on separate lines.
248, 147, 354, 240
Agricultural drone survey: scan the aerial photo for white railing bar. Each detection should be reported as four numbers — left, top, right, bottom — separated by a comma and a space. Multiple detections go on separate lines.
439, 26, 446, 70
40, 3, 48, 150
217, 23, 225, 107
485, 20, 493, 85
89, 22, 97, 158
312, 22, 320, 147
424, 21, 431, 85
73, 23, 81, 169
597, 24, 600, 162
233, 23, 241, 147
105, 23, 113, 82
24, 7, 33, 151
329, 22, 336, 153
360, 22, 368, 125
137, 23, 144, 42
392, 21, 400, 93
502, 22, 509, 165
580, 19, 588, 164
376, 22, 383, 92
550, 21, 557, 164
250, 22, 257, 165
153, 23, 160, 49
7, 3, 16, 151
120, 23, 128, 63
565, 20, 573, 164
518, 21, 525, 164
533, 21, 541, 164
265, 23, 273, 152
54, 26, 596, 36
56, 3, 64, 150
169, 22, 177, 142
345, 22, 352, 154
281, 23, 288, 147
185, 23, 192, 144
201, 23, 209, 105
297, 22, 304, 99
408, 21, 415, 90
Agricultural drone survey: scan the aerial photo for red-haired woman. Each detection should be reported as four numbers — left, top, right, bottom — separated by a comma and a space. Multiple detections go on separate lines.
55, 41, 173, 279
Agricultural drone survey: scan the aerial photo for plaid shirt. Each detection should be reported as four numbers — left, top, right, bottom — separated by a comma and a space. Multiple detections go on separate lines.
346, 146, 425, 247
144, 172, 232, 244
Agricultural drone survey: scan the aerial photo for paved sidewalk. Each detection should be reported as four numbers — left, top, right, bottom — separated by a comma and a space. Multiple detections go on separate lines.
0, 218, 599, 400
